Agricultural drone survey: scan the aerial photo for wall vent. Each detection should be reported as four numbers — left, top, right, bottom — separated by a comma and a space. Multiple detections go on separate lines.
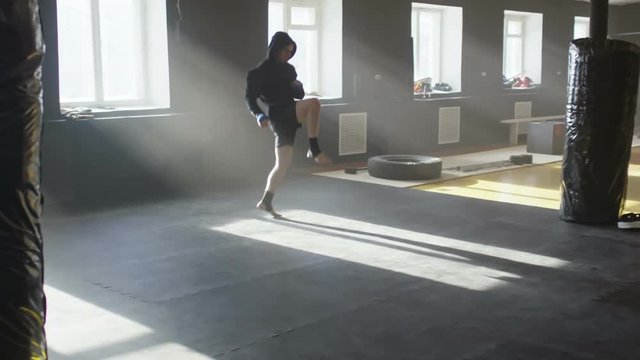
438, 107, 460, 145
339, 112, 367, 156
515, 101, 533, 134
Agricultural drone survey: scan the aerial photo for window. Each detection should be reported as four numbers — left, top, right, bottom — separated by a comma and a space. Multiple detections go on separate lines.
504, 16, 524, 80
574, 17, 590, 40
503, 11, 543, 88
56, 0, 170, 109
412, 3, 463, 96
413, 8, 441, 85
269, 0, 343, 99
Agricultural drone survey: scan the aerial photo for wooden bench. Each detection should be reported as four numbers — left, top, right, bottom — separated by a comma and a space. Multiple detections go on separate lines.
500, 115, 565, 145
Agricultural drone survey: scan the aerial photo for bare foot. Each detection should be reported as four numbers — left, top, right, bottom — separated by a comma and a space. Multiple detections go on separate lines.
256, 201, 282, 218
307, 150, 333, 165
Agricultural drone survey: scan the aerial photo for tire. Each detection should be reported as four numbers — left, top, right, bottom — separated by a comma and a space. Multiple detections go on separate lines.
367, 155, 442, 180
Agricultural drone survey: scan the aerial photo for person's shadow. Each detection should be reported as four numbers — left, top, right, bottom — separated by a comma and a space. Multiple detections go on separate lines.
264, 214, 573, 283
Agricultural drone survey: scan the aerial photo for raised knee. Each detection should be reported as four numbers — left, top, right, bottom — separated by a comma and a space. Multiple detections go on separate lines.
309, 98, 321, 110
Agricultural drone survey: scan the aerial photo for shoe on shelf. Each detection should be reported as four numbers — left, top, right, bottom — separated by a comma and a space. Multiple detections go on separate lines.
618, 213, 640, 229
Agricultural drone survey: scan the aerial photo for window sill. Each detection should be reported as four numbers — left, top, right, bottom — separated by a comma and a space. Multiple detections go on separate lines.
413, 92, 467, 101
48, 106, 181, 122
305, 94, 343, 103
502, 87, 540, 96
317, 97, 346, 105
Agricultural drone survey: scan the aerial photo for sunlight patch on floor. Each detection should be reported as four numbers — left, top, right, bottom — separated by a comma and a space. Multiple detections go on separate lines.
211, 210, 570, 292
45, 285, 154, 356
102, 343, 215, 360
414, 163, 640, 213
417, 178, 561, 210
45, 285, 215, 359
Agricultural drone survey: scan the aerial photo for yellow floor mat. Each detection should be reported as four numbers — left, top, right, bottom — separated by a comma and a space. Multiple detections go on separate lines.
414, 162, 640, 212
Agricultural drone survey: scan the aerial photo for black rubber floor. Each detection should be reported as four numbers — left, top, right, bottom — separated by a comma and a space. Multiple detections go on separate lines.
44, 175, 640, 360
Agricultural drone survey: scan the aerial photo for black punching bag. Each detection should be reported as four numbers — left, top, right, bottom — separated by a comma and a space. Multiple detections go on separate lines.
0, 1, 48, 359
560, 0, 640, 224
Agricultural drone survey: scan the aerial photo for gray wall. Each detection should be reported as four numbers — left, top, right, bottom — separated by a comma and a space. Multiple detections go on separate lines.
611, 2, 640, 36
44, 0, 640, 206
611, 3, 640, 132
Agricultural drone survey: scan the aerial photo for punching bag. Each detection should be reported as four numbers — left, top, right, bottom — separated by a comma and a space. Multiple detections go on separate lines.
0, 1, 48, 359
560, 0, 640, 224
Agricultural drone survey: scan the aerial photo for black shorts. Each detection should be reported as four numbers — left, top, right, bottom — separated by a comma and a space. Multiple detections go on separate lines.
269, 103, 301, 147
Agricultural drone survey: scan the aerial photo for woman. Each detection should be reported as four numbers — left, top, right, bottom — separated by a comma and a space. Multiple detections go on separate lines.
245, 32, 332, 217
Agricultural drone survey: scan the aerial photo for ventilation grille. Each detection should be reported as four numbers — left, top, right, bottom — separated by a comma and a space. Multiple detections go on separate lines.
339, 112, 367, 156
438, 107, 460, 145
515, 101, 532, 135
514, 101, 532, 118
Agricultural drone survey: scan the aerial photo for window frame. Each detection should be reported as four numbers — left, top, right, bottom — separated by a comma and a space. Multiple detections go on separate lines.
270, 0, 321, 95
574, 16, 590, 40
57, 0, 151, 109
503, 14, 525, 80
412, 7, 443, 85
411, 3, 463, 98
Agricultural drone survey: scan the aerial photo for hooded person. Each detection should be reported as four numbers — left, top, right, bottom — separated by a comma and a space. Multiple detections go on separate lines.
245, 31, 332, 217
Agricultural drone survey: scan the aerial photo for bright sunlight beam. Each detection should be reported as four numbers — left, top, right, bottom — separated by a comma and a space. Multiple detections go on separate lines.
416, 163, 640, 212
211, 210, 569, 291
45, 285, 215, 359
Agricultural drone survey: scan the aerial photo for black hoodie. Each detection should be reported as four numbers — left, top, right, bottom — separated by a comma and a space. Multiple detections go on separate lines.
245, 32, 305, 119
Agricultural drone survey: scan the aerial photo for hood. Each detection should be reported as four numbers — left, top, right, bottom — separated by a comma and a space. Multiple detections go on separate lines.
267, 31, 297, 61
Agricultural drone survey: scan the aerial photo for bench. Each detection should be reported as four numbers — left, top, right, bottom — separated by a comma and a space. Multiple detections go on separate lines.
500, 115, 565, 145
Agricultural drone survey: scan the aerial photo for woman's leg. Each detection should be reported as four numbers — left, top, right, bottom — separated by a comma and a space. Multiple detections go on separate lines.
257, 145, 294, 217
296, 99, 332, 164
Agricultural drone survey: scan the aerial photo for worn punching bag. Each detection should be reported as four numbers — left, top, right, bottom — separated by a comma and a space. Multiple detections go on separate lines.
560, 0, 640, 224
0, 1, 48, 359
